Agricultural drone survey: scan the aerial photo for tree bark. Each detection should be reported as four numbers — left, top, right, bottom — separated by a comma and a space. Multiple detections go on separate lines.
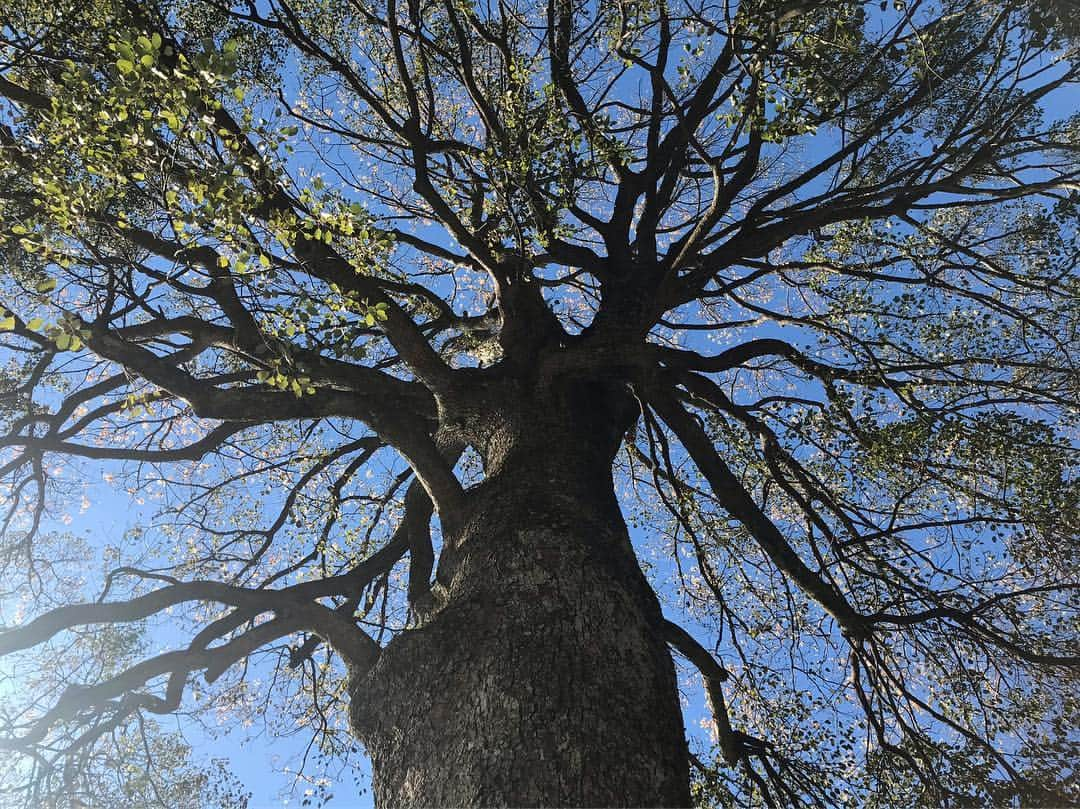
349, 382, 691, 807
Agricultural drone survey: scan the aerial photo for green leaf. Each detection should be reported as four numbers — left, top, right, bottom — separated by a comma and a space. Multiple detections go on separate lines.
26, 317, 44, 331
0, 316, 14, 331
54, 333, 72, 350
116, 59, 135, 74
36, 278, 57, 293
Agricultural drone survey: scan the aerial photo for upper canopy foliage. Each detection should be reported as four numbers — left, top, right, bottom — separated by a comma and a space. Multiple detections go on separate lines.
0, 0, 1076, 805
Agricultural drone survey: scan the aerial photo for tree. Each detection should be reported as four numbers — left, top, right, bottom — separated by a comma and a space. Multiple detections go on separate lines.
0, 0, 1076, 805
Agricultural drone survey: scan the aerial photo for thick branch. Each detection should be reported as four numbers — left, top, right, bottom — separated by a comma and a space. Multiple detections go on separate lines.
648, 386, 868, 637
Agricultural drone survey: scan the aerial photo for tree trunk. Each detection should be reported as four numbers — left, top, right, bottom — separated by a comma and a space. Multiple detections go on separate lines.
349, 382, 691, 807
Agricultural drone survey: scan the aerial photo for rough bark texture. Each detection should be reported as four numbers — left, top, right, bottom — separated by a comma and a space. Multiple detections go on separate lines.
350, 378, 691, 807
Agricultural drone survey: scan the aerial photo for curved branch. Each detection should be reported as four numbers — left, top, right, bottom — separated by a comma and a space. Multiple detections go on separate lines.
647, 384, 868, 637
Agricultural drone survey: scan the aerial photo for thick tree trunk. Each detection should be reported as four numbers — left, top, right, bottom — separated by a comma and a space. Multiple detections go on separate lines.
350, 383, 690, 807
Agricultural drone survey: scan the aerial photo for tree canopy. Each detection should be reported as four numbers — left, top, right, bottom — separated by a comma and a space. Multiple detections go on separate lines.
0, 0, 1077, 805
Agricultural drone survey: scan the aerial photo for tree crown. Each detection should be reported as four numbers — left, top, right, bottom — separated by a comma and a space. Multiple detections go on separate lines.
0, 0, 1077, 804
